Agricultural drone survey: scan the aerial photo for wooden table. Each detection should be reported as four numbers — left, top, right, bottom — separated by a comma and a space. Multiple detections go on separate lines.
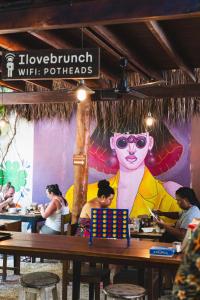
0, 212, 44, 232
0, 232, 181, 300
0, 219, 21, 230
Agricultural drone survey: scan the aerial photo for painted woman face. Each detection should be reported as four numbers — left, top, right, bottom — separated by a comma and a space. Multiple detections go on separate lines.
110, 132, 154, 170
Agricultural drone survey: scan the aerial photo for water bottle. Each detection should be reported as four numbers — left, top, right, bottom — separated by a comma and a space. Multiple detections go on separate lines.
181, 223, 197, 251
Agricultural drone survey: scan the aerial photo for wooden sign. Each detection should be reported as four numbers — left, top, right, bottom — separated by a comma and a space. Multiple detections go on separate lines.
2, 48, 100, 80
73, 154, 86, 166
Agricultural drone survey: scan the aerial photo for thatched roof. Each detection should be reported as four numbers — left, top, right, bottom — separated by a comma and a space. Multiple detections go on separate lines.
5, 69, 200, 132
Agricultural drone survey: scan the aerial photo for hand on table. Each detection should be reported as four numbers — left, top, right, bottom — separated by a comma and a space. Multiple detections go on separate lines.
152, 210, 162, 216
38, 204, 45, 211
155, 218, 165, 228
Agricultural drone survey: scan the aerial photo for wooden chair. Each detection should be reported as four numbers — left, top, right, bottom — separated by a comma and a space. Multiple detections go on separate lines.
61, 213, 71, 235
0, 220, 21, 281
40, 213, 71, 263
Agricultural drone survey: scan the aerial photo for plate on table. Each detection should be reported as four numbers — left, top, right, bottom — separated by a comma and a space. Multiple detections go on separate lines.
7, 208, 18, 214
141, 227, 155, 233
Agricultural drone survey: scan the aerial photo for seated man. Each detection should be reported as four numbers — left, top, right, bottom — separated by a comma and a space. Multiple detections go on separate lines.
0, 185, 15, 212
155, 187, 200, 242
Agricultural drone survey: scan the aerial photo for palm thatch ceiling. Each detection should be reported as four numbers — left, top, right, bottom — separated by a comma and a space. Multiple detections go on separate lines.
0, 0, 200, 122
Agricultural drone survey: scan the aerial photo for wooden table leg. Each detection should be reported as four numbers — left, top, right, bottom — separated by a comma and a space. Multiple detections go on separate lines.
147, 268, 157, 300
138, 268, 145, 286
31, 221, 37, 263
13, 255, 20, 275
2, 254, 7, 281
62, 260, 68, 300
31, 220, 37, 233
72, 260, 81, 300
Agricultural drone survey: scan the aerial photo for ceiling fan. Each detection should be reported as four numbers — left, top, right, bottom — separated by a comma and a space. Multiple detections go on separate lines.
92, 58, 165, 101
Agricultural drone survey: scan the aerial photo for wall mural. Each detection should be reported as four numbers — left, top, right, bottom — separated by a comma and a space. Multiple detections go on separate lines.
0, 161, 27, 191
66, 119, 191, 220
32, 115, 190, 216
0, 112, 191, 213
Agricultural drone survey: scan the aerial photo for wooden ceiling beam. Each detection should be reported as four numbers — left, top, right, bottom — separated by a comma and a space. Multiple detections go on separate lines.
3, 90, 75, 105
92, 25, 162, 80
136, 83, 200, 97
0, 0, 199, 33
146, 21, 196, 82
0, 35, 26, 51
83, 28, 121, 62
0, 35, 53, 90
0, 79, 25, 91
82, 28, 120, 81
28, 30, 74, 49
3, 83, 200, 104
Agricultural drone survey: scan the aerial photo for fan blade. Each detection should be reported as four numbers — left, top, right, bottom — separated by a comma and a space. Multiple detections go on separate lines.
135, 79, 166, 88
128, 88, 148, 99
92, 89, 123, 101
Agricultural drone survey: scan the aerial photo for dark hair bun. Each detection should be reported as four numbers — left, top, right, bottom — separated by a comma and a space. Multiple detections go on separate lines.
98, 180, 110, 189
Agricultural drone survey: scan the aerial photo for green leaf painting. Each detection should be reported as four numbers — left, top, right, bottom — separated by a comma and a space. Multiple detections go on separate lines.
0, 105, 5, 116
0, 161, 27, 192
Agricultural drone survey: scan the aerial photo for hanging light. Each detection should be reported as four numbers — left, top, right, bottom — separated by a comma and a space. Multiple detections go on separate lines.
145, 112, 155, 128
75, 79, 94, 102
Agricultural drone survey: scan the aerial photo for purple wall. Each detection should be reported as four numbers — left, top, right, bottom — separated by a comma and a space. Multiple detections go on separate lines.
32, 117, 76, 204
157, 122, 191, 186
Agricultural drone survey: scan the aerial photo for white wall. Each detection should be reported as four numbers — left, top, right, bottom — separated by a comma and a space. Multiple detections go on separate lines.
0, 113, 34, 207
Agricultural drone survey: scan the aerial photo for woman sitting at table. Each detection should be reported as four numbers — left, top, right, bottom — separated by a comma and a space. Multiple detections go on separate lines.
78, 179, 115, 237
154, 187, 200, 242
39, 184, 69, 235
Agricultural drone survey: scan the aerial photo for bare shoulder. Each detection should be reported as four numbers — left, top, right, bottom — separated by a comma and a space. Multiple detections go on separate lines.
80, 200, 98, 218
80, 202, 90, 218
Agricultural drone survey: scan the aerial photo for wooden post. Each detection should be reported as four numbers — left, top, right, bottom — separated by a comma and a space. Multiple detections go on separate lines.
71, 96, 91, 224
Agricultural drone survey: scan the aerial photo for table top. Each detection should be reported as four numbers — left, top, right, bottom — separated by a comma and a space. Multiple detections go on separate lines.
0, 211, 43, 220
0, 232, 182, 267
